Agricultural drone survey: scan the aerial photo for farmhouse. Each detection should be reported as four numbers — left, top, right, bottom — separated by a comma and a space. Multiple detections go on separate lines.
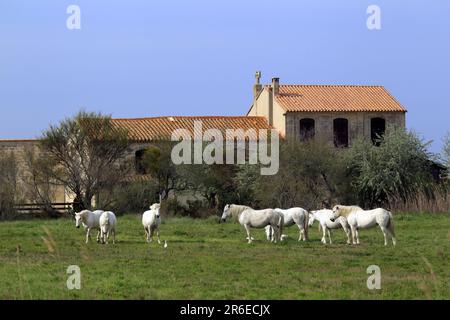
0, 72, 408, 206
248, 72, 406, 147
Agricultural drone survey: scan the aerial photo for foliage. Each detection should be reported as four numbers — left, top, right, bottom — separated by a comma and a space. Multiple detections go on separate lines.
345, 129, 437, 208
39, 111, 130, 209
179, 164, 238, 211
236, 139, 346, 210
106, 181, 160, 215
443, 132, 450, 167
142, 142, 183, 200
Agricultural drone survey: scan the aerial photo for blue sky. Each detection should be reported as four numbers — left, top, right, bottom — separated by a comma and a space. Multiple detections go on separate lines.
0, 0, 449, 153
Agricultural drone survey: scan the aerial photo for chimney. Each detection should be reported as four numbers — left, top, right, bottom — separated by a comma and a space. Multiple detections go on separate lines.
272, 77, 280, 95
253, 71, 262, 99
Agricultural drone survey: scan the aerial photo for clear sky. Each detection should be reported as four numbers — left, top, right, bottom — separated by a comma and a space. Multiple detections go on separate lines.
0, 0, 449, 153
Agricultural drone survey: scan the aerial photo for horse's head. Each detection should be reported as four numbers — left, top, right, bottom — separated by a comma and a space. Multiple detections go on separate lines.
220, 204, 232, 222
150, 203, 161, 219
308, 212, 316, 226
74, 211, 83, 228
330, 205, 341, 222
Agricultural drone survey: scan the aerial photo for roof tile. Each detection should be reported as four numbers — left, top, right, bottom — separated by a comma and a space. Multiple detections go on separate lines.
271, 85, 406, 112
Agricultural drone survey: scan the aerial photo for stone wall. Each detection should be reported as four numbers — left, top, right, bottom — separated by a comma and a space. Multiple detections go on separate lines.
0, 140, 66, 204
285, 112, 406, 146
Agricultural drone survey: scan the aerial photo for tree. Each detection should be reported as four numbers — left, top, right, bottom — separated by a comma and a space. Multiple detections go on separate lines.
443, 132, 450, 167
142, 142, 182, 200
39, 111, 130, 210
22, 145, 59, 215
345, 129, 436, 207
236, 139, 346, 210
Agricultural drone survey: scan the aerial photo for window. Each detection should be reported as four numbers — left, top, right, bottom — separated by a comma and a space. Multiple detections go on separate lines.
371, 117, 386, 146
299, 118, 315, 141
333, 118, 349, 148
135, 149, 147, 174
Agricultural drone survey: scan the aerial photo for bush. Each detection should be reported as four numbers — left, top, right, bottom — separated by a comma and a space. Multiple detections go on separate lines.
344, 129, 438, 208
236, 139, 346, 210
106, 181, 160, 214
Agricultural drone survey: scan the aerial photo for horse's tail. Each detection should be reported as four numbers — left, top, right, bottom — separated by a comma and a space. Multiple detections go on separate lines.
304, 211, 309, 241
387, 211, 395, 237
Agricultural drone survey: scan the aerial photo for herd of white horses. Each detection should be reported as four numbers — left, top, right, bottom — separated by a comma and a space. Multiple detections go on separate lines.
73, 203, 396, 246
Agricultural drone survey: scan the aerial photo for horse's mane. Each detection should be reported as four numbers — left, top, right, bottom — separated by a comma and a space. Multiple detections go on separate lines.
228, 204, 251, 219
77, 210, 91, 221
336, 205, 363, 217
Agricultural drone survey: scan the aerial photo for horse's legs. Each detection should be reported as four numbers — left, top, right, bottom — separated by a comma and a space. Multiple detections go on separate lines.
157, 228, 161, 245
379, 225, 389, 246
327, 229, 332, 244
144, 227, 149, 243
244, 224, 252, 244
355, 228, 360, 245
112, 229, 115, 244
350, 226, 357, 245
85, 228, 90, 244
321, 224, 327, 244
342, 223, 351, 245
149, 228, 153, 243
296, 224, 303, 241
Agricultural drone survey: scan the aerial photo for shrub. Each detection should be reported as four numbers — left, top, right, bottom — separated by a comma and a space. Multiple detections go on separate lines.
344, 129, 438, 208
106, 181, 160, 214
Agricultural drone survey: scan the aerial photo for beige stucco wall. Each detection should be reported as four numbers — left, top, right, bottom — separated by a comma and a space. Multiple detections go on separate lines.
248, 89, 286, 136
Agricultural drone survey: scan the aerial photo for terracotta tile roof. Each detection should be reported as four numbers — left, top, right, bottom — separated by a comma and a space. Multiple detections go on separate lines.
269, 85, 406, 113
0, 139, 37, 143
110, 116, 273, 142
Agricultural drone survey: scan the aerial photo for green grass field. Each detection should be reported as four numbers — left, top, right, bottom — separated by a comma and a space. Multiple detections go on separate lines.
0, 213, 449, 300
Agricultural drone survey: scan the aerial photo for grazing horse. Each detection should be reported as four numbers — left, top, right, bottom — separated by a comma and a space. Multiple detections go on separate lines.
309, 209, 351, 244
142, 203, 162, 244
265, 207, 309, 242
99, 211, 117, 244
331, 205, 396, 246
221, 204, 284, 244
74, 210, 104, 244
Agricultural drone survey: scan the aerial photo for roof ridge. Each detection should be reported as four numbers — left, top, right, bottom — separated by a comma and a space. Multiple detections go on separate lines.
279, 84, 384, 88
111, 115, 267, 121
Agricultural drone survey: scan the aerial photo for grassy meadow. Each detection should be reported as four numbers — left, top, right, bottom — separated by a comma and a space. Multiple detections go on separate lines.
0, 213, 449, 300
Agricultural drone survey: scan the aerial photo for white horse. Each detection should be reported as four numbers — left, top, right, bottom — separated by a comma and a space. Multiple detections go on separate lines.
74, 210, 104, 244
99, 211, 117, 244
221, 204, 284, 244
331, 205, 396, 246
265, 207, 309, 242
142, 203, 161, 244
309, 209, 351, 244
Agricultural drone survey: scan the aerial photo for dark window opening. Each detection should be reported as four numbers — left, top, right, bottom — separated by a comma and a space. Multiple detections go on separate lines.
135, 149, 147, 174
333, 118, 349, 148
299, 118, 315, 141
371, 117, 386, 146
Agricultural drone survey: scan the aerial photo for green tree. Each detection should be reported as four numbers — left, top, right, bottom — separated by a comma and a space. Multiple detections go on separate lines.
345, 129, 436, 207
237, 139, 346, 210
142, 142, 183, 200
443, 132, 450, 167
